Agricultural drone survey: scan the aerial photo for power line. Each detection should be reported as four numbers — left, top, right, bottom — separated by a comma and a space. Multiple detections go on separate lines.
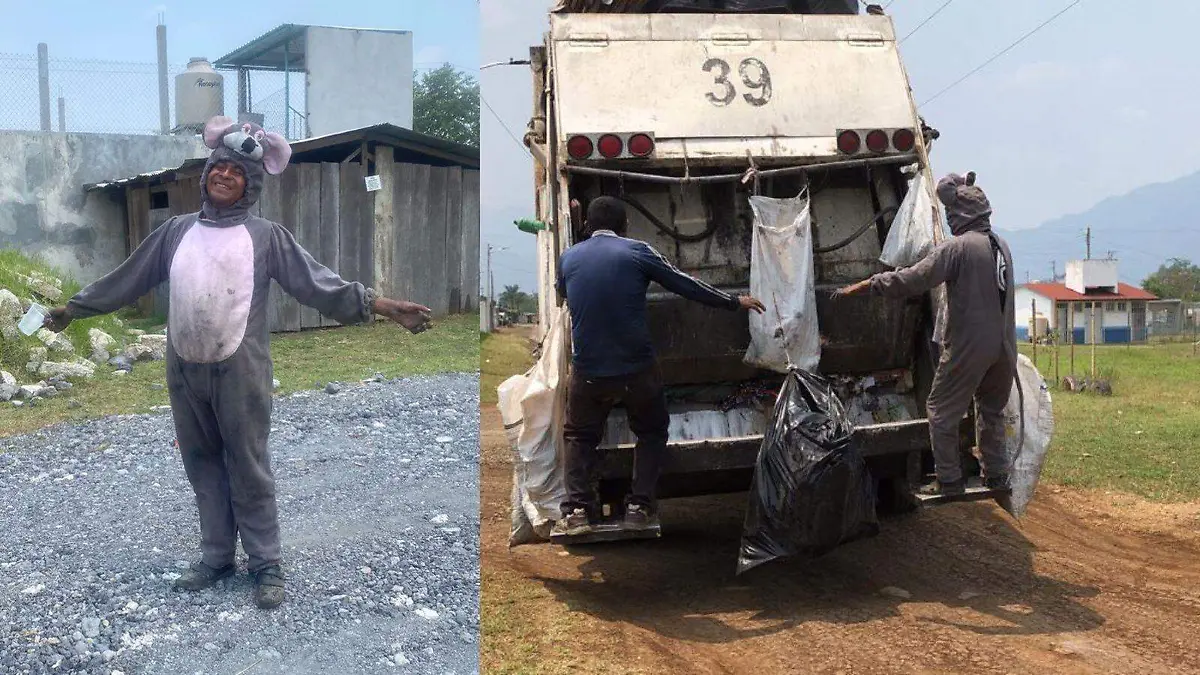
898, 0, 957, 45
918, 0, 1084, 108
481, 94, 530, 156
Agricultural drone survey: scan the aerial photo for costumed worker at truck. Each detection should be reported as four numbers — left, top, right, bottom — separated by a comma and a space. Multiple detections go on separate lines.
835, 172, 1016, 498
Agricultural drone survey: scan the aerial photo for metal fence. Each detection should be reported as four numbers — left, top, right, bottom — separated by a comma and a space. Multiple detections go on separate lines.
0, 51, 306, 138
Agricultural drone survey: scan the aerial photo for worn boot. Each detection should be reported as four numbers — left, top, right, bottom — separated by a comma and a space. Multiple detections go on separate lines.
252, 565, 286, 610
916, 478, 966, 498
173, 561, 234, 591
551, 508, 593, 537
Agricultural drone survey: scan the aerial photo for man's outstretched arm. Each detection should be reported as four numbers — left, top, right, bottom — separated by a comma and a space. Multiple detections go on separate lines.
632, 241, 764, 313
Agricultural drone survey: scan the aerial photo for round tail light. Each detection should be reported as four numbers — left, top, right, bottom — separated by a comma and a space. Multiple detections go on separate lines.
865, 129, 889, 153
837, 130, 861, 154
892, 128, 916, 152
567, 135, 593, 160
627, 133, 654, 158
597, 134, 623, 159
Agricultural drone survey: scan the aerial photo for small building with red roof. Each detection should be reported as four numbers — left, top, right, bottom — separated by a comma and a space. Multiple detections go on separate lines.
1014, 258, 1157, 344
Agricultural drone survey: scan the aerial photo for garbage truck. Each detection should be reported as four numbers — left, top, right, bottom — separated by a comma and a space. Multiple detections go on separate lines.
503, 0, 1053, 546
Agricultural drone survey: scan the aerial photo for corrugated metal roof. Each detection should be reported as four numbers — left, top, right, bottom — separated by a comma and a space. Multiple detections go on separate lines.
214, 24, 411, 70
84, 158, 208, 191
1022, 282, 1158, 302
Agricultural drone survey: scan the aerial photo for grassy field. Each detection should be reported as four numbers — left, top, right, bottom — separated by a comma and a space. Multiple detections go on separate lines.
480, 326, 538, 406
1020, 341, 1200, 501
1, 314, 479, 438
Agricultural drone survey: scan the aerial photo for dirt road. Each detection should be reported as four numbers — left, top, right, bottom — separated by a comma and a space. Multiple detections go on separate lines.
481, 401, 1200, 674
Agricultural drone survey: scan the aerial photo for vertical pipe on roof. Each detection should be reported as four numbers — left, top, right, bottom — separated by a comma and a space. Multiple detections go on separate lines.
284, 39, 291, 139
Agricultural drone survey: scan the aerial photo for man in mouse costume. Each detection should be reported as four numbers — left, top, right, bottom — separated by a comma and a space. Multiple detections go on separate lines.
836, 172, 1016, 500
44, 116, 433, 609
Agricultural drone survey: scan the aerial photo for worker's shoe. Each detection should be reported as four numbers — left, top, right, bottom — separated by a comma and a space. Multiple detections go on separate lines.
624, 503, 653, 530
252, 565, 286, 610
173, 561, 234, 591
551, 508, 593, 537
916, 478, 966, 498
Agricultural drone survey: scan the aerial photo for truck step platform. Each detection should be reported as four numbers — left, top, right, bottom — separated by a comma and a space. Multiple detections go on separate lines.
914, 485, 1012, 507
549, 520, 662, 546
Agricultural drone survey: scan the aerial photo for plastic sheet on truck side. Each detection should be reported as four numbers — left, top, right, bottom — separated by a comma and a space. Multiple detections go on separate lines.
744, 192, 821, 373
500, 306, 571, 546
1004, 353, 1055, 518
738, 368, 879, 575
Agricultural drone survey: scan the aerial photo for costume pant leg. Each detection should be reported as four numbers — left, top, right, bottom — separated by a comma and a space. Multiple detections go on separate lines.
561, 370, 618, 516
212, 354, 281, 573
975, 353, 1016, 479
621, 366, 670, 510
924, 347, 990, 483
168, 352, 237, 569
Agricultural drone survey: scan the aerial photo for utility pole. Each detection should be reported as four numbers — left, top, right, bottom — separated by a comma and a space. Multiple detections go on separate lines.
1086, 227, 1091, 259
1050, 260, 1056, 281
486, 244, 494, 333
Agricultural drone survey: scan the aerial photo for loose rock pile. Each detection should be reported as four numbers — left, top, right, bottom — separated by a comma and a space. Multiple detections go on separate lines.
0, 280, 168, 407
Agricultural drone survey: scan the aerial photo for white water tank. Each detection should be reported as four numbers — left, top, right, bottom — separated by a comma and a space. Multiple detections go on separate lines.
175, 57, 224, 129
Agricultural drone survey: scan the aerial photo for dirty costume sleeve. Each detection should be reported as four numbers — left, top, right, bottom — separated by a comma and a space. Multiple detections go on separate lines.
632, 242, 739, 310
869, 241, 959, 299
267, 222, 375, 325
66, 217, 176, 319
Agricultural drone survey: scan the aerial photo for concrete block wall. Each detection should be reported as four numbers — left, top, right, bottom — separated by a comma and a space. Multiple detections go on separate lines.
0, 130, 208, 286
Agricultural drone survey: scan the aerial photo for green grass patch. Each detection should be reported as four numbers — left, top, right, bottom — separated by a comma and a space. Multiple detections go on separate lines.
2, 314, 479, 438
480, 329, 537, 406
1020, 342, 1200, 501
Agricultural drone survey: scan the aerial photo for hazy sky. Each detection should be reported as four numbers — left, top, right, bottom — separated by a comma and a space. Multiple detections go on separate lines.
0, 0, 477, 69
0, 0, 479, 134
481, 0, 1200, 294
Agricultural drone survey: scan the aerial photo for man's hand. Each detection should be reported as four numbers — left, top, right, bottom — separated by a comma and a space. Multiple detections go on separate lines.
833, 279, 872, 298
373, 297, 433, 334
43, 306, 72, 333
737, 295, 766, 314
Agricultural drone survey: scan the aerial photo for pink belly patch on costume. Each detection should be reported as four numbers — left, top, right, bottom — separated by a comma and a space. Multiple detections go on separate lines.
169, 222, 255, 363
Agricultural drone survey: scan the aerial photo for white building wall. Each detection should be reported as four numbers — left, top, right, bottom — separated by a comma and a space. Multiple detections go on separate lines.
305, 27, 414, 136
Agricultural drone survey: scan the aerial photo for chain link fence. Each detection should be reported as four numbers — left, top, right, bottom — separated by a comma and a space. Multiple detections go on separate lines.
0, 51, 307, 138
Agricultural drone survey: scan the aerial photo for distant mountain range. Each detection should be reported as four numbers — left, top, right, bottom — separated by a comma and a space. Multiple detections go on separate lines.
998, 170, 1200, 288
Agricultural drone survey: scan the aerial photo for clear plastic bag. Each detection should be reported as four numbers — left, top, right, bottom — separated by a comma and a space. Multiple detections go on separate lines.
879, 168, 936, 269
1005, 354, 1055, 518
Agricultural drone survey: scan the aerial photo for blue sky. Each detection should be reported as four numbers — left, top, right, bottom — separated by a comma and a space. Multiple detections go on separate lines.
481, 0, 1200, 294
0, 0, 477, 68
0, 0, 479, 134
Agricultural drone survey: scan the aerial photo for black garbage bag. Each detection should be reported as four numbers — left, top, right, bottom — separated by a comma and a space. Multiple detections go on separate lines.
737, 368, 879, 574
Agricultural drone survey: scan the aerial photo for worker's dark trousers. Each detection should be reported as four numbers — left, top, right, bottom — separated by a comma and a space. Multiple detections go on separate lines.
925, 340, 1015, 484
561, 364, 670, 517
166, 345, 282, 573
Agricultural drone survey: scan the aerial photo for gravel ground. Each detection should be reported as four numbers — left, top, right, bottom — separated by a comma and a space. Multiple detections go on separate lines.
0, 373, 480, 675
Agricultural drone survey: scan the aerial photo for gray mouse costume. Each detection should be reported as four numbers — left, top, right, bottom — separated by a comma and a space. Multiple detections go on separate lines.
65, 116, 377, 600
867, 173, 1017, 486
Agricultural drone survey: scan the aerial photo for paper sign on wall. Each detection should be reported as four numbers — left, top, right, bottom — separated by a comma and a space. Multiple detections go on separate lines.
364, 175, 382, 192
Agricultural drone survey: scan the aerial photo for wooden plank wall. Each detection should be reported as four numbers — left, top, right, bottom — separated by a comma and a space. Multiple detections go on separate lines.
122, 155, 479, 333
